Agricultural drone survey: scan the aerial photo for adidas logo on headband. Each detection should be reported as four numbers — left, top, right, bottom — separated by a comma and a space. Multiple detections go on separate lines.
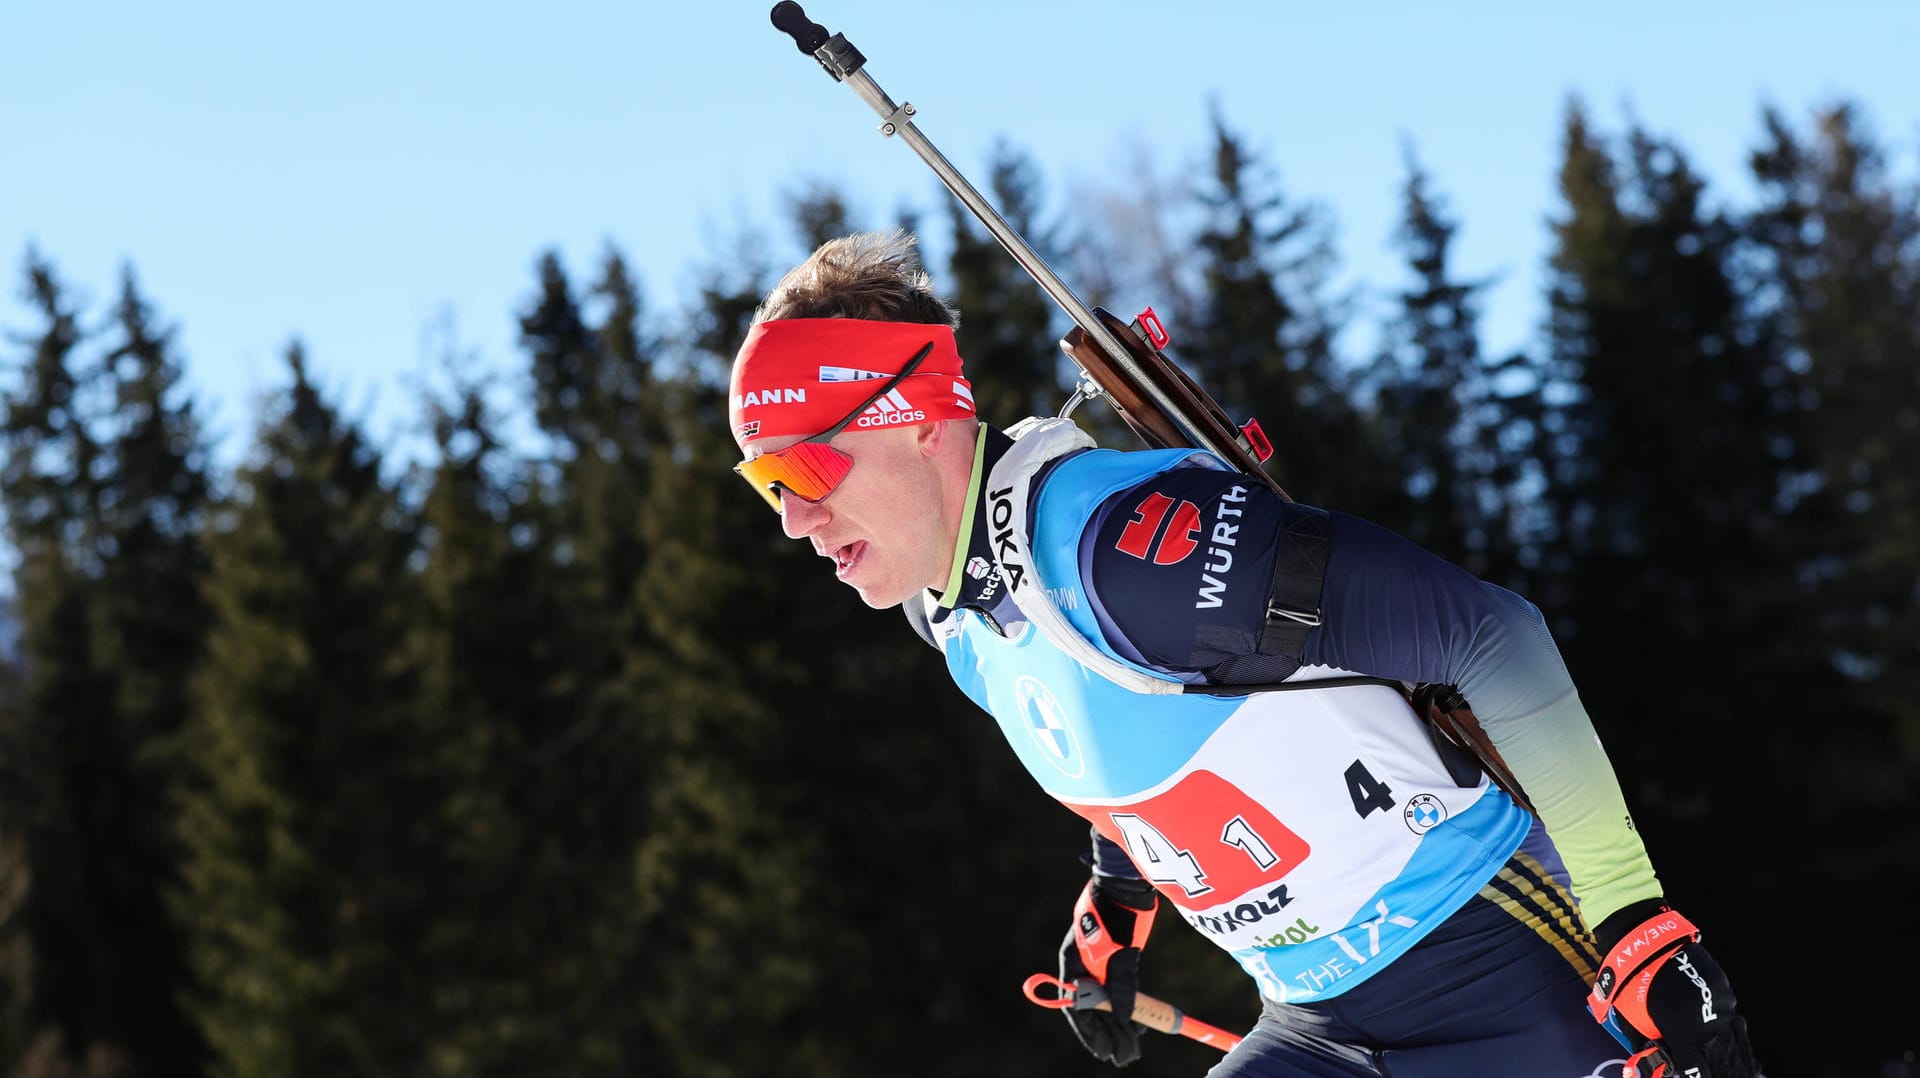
854, 389, 926, 428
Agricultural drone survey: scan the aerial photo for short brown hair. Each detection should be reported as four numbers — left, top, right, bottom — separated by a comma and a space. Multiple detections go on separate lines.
754, 229, 960, 329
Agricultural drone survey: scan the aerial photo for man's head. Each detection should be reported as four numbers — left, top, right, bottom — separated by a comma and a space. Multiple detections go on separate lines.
729, 231, 982, 609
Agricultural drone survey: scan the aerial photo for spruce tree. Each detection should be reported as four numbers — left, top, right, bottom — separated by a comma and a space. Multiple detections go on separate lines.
1179, 108, 1394, 515
49, 266, 213, 1077
785, 179, 858, 254
1536, 104, 1854, 1076
2, 254, 172, 1077
1542, 100, 1812, 737
942, 140, 1074, 427
1368, 146, 1524, 578
1750, 102, 1920, 721
1744, 102, 1920, 1073
175, 343, 432, 1078
0, 252, 105, 1075
404, 368, 639, 1075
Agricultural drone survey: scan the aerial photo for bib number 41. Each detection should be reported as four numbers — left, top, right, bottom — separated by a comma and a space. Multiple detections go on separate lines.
1069, 769, 1311, 901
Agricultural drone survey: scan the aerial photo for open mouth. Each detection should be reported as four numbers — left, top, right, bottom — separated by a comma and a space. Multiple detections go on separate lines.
832, 540, 867, 580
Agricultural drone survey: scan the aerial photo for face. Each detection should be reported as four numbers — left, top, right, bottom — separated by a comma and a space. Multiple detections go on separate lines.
740, 423, 959, 609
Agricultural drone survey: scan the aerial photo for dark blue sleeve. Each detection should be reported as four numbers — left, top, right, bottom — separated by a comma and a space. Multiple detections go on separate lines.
1301, 511, 1552, 688
1089, 475, 1548, 689
1082, 468, 1288, 673
1091, 831, 1142, 880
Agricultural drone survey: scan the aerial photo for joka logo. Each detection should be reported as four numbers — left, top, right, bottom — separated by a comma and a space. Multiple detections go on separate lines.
1115, 491, 1201, 565
735, 387, 806, 408
1015, 676, 1082, 777
987, 486, 1026, 591
854, 388, 926, 428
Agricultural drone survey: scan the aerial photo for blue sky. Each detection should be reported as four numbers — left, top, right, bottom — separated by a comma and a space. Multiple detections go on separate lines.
5, 1, 1916, 470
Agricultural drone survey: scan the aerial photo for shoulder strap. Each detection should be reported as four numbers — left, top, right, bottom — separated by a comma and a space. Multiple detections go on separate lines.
1255, 502, 1330, 660
986, 419, 1184, 697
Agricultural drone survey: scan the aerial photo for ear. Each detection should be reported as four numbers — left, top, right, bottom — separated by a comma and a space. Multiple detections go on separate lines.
914, 418, 947, 457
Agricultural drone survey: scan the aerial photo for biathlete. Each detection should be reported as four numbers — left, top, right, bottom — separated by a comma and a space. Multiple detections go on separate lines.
726, 230, 1760, 1078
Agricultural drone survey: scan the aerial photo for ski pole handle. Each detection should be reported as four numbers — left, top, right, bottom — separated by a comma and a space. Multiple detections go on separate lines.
1022, 972, 1243, 1053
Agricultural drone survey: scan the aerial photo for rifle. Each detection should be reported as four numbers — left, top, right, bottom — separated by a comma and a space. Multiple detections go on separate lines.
767, 3, 1533, 815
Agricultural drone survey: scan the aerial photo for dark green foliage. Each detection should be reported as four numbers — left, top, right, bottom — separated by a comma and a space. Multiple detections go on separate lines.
1538, 99, 1919, 1076
943, 140, 1075, 427
1749, 103, 1920, 715
174, 344, 436, 1077
1368, 146, 1530, 581
1, 257, 211, 1077
1742, 103, 1920, 1072
1177, 108, 1399, 516
0, 253, 94, 1073
785, 179, 858, 255
406, 364, 650, 1075
1540, 100, 1830, 763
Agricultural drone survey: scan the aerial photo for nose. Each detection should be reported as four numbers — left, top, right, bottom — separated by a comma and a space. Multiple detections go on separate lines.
779, 489, 829, 539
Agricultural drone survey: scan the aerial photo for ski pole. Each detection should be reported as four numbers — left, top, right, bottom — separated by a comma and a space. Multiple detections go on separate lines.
1022, 972, 1244, 1053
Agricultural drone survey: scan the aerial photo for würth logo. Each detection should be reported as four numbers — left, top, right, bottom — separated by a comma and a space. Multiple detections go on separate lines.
1115, 491, 1201, 565
854, 389, 926, 428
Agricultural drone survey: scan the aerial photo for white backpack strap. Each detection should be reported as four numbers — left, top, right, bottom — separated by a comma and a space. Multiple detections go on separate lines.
987, 419, 1183, 696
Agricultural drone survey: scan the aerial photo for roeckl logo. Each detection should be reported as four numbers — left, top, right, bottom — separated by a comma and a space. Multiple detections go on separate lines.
987, 486, 1026, 591
1115, 491, 1201, 565
735, 388, 807, 408
1673, 953, 1718, 1023
853, 389, 926, 428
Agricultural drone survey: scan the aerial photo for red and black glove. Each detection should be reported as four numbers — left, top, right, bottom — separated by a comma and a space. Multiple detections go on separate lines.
1057, 874, 1158, 1066
1588, 900, 1760, 1077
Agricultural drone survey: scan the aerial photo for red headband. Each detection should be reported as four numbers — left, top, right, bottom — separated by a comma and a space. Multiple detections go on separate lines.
728, 319, 975, 444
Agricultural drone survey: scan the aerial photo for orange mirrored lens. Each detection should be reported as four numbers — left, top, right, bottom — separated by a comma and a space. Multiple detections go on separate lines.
733, 441, 854, 511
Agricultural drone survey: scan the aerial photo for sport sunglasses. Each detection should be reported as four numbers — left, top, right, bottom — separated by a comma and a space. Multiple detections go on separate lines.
733, 341, 935, 512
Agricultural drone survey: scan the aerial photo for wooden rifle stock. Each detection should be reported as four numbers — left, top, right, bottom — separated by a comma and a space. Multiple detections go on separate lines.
1058, 308, 1286, 497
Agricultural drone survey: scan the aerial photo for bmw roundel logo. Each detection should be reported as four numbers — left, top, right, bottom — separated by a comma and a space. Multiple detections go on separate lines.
1015, 676, 1083, 778
1403, 793, 1446, 834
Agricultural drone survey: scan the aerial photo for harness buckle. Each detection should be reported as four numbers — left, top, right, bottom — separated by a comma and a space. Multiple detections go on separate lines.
1266, 602, 1321, 628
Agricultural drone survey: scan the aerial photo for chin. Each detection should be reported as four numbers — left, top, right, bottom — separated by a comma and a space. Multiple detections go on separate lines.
853, 577, 917, 610
855, 586, 907, 610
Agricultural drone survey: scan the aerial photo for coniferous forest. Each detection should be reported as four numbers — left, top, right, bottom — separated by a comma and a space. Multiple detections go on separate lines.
2, 99, 1917, 1078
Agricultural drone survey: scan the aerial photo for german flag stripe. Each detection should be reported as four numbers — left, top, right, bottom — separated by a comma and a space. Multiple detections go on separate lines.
1477, 855, 1601, 980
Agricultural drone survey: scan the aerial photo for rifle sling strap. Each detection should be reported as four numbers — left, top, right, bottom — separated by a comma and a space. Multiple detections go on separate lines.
1256, 503, 1330, 660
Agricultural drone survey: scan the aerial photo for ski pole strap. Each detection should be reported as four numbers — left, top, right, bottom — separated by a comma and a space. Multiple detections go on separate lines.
1622, 1044, 1672, 1078
1586, 908, 1701, 1026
